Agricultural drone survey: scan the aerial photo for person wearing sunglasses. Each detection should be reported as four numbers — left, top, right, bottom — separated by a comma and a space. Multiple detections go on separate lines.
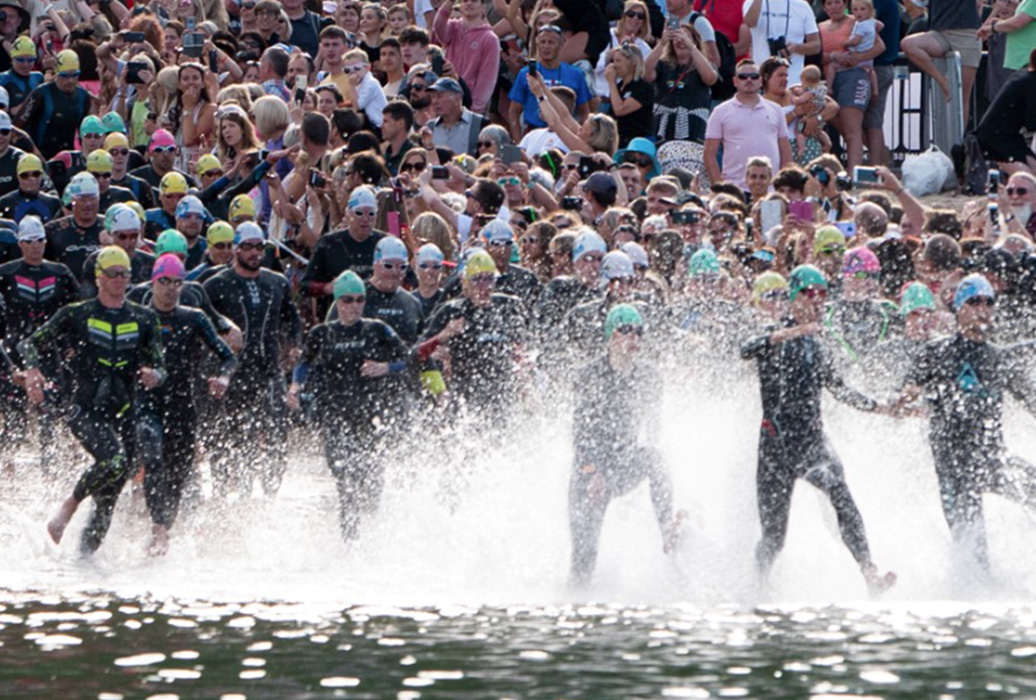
0, 36, 43, 117
477, 219, 542, 311
704, 59, 791, 190
742, 263, 897, 596
130, 129, 197, 196
87, 149, 138, 216
16, 50, 91, 161
43, 171, 105, 286
0, 154, 61, 224
1004, 171, 1036, 238
80, 205, 153, 300
536, 229, 608, 334
22, 245, 166, 555
202, 222, 301, 499
102, 132, 155, 210
891, 273, 1036, 572
186, 220, 236, 284
592, 1, 653, 100
412, 242, 447, 317
287, 269, 411, 542
568, 302, 684, 587
823, 246, 899, 374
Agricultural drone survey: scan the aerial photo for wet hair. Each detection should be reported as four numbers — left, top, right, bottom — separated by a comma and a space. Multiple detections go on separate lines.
923, 209, 963, 240
349, 150, 389, 185
923, 234, 962, 271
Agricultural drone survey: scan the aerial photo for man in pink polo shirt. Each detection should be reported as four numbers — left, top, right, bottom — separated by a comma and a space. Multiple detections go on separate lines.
703, 60, 791, 189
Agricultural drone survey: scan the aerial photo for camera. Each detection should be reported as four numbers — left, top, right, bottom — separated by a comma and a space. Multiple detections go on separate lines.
767, 36, 788, 57
835, 172, 853, 191
809, 165, 830, 186
561, 196, 584, 211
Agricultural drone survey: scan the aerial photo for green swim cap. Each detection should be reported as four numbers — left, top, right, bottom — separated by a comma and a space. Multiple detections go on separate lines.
813, 225, 846, 254
333, 270, 366, 300
752, 271, 788, 304
688, 248, 721, 278
788, 264, 827, 301
80, 115, 105, 136
899, 281, 935, 316
154, 229, 188, 257
604, 303, 644, 340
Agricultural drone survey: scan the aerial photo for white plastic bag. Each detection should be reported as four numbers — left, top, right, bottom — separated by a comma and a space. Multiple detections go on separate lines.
901, 146, 956, 197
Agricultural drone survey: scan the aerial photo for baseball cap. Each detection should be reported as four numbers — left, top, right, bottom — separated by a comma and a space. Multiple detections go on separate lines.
429, 78, 463, 94
160, 171, 188, 195
584, 172, 617, 198
17, 216, 45, 242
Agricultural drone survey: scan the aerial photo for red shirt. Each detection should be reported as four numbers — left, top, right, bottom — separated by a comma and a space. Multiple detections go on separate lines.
693, 0, 744, 45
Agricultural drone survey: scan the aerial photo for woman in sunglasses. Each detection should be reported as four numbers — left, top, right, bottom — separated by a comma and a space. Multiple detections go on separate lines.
645, 22, 716, 144
592, 0, 653, 101
476, 125, 512, 158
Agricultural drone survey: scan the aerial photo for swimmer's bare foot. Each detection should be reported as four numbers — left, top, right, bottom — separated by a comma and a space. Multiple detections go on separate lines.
47, 496, 80, 544
863, 564, 897, 598
663, 509, 689, 554
147, 524, 169, 557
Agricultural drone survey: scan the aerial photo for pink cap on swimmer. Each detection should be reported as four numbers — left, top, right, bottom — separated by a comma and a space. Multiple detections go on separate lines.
152, 253, 186, 281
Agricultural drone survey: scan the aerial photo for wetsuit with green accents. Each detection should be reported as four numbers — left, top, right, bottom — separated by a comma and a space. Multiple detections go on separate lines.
823, 298, 900, 365
741, 320, 882, 575
904, 334, 1036, 569
19, 299, 165, 553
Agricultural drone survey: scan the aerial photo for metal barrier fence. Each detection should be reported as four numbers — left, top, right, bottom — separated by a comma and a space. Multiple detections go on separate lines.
884, 52, 964, 168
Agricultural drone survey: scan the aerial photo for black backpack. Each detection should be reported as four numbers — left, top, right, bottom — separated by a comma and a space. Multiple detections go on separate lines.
689, 11, 737, 102
960, 132, 990, 196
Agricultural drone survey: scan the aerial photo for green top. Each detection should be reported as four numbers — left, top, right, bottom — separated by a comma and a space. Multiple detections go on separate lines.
1005, 0, 1036, 70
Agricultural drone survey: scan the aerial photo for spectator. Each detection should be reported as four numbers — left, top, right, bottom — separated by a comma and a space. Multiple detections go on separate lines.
976, 0, 1036, 73
744, 156, 774, 204
379, 38, 406, 99
164, 63, 216, 175
692, 0, 751, 53
761, 56, 838, 166
664, 0, 723, 66
743, 0, 821, 85
865, 0, 901, 167
645, 23, 717, 143
428, 78, 485, 157
381, 101, 415, 176
507, 24, 592, 143
339, 49, 388, 130
357, 3, 389, 67
476, 125, 511, 159
1005, 171, 1036, 237
901, 0, 982, 129
704, 60, 791, 188
593, 1, 654, 100
282, 0, 329, 56
433, 0, 500, 114
975, 47, 1036, 175
604, 43, 654, 147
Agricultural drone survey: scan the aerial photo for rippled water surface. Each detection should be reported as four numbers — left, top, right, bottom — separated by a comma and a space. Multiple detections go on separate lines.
4, 375, 1036, 698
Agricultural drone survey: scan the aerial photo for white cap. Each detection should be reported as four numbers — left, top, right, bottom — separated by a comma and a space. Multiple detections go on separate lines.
415, 243, 444, 265
66, 172, 100, 199
374, 235, 408, 262
234, 221, 265, 243
348, 185, 377, 211
108, 207, 141, 233
620, 241, 649, 268
17, 215, 45, 241
601, 251, 635, 280
0, 86, 9, 109
0, 112, 11, 131
175, 194, 207, 219
572, 230, 607, 262
480, 220, 513, 243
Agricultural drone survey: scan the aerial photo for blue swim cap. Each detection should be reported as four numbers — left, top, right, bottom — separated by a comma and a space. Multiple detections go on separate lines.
953, 273, 995, 311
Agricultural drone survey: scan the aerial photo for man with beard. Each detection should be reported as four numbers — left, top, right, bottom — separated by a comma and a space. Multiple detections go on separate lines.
44, 172, 104, 286
203, 222, 302, 497
1004, 171, 1036, 239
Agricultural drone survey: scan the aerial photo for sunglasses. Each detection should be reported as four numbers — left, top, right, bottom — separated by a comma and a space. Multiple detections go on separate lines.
468, 273, 496, 284
762, 290, 789, 301
497, 177, 521, 187
400, 161, 426, 173
479, 141, 496, 149
964, 296, 995, 307
14, 57, 35, 64
0, 129, 11, 137
614, 324, 643, 336
737, 72, 761, 80
1007, 187, 1030, 196
211, 241, 232, 250
624, 10, 646, 18
381, 262, 408, 271
58, 71, 81, 79
521, 236, 539, 245
237, 241, 264, 251
818, 246, 845, 257
800, 286, 827, 299
851, 271, 879, 280
101, 268, 132, 279
94, 172, 113, 179
338, 294, 366, 304
109, 148, 130, 156
151, 145, 177, 154
156, 276, 184, 287
418, 262, 443, 270
83, 132, 105, 139
625, 156, 653, 168
114, 232, 137, 241
410, 83, 427, 91
202, 169, 224, 178
18, 171, 42, 179
487, 239, 512, 248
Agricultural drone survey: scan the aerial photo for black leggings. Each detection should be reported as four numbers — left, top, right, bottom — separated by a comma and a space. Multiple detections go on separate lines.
138, 406, 197, 529
932, 444, 1036, 570
323, 421, 385, 542
755, 430, 872, 575
568, 446, 673, 585
210, 374, 288, 497
68, 405, 138, 553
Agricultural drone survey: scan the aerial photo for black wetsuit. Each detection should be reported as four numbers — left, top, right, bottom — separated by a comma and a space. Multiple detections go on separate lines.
824, 298, 900, 365
44, 215, 104, 285
904, 333, 1036, 568
295, 318, 411, 539
19, 299, 165, 553
534, 276, 602, 336
80, 251, 155, 299
741, 321, 880, 574
327, 282, 424, 344
569, 358, 673, 584
301, 228, 386, 318
138, 304, 237, 529
0, 189, 63, 224
204, 267, 302, 495
110, 173, 156, 210
561, 296, 653, 367
127, 280, 234, 336
97, 185, 138, 215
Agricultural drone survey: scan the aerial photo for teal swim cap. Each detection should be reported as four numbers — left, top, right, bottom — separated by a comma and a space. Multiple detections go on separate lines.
604, 303, 644, 340
688, 248, 721, 278
899, 281, 935, 316
333, 270, 366, 300
788, 264, 828, 301
154, 229, 188, 257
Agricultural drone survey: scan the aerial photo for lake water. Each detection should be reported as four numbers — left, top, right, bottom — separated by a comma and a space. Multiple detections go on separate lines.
4, 375, 1036, 699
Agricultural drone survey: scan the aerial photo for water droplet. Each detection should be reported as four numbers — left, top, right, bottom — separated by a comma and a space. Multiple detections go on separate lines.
171, 651, 200, 660
859, 670, 900, 684
320, 677, 361, 688
239, 670, 266, 680
158, 669, 203, 681
35, 634, 82, 648
115, 653, 167, 667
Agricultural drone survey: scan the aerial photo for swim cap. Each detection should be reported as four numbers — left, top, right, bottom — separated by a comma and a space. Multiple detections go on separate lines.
95, 246, 131, 276
374, 236, 408, 262
348, 185, 377, 211
175, 195, 206, 219
160, 171, 188, 195
80, 115, 104, 136
149, 129, 176, 152
604, 303, 644, 340
788, 264, 828, 301
229, 194, 255, 221
899, 281, 935, 316
843, 246, 881, 277
104, 132, 130, 150
620, 241, 649, 269
463, 249, 497, 280
813, 225, 846, 254
601, 251, 635, 280
56, 50, 80, 74
16, 154, 43, 176
480, 220, 513, 245
11, 36, 36, 60
688, 248, 721, 278
107, 205, 141, 233
125, 201, 146, 224
17, 216, 45, 242
0, 112, 11, 131
154, 229, 188, 257
234, 221, 265, 244
63, 172, 99, 204
953, 273, 995, 311
86, 149, 113, 174
152, 253, 186, 281
415, 243, 444, 266
206, 221, 235, 245
197, 153, 223, 177
333, 270, 366, 299
101, 111, 127, 135
752, 271, 788, 304
572, 231, 607, 262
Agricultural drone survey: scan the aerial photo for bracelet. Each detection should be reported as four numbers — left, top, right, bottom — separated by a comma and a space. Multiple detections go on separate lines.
537, 95, 545, 102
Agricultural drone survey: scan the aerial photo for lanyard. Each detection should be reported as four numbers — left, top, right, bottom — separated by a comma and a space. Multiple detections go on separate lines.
765, 0, 791, 39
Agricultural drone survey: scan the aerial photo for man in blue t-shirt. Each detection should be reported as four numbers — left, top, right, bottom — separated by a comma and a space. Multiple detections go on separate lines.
507, 24, 592, 143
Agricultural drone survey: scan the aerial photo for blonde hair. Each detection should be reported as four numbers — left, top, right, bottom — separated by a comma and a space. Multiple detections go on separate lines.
253, 95, 290, 138
412, 211, 458, 261
344, 48, 370, 65
612, 42, 645, 82
800, 65, 822, 85
851, 0, 874, 15
586, 114, 619, 154
615, 1, 653, 42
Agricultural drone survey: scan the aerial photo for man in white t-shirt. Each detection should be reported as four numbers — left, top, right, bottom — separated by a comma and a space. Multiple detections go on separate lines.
742, 0, 820, 85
